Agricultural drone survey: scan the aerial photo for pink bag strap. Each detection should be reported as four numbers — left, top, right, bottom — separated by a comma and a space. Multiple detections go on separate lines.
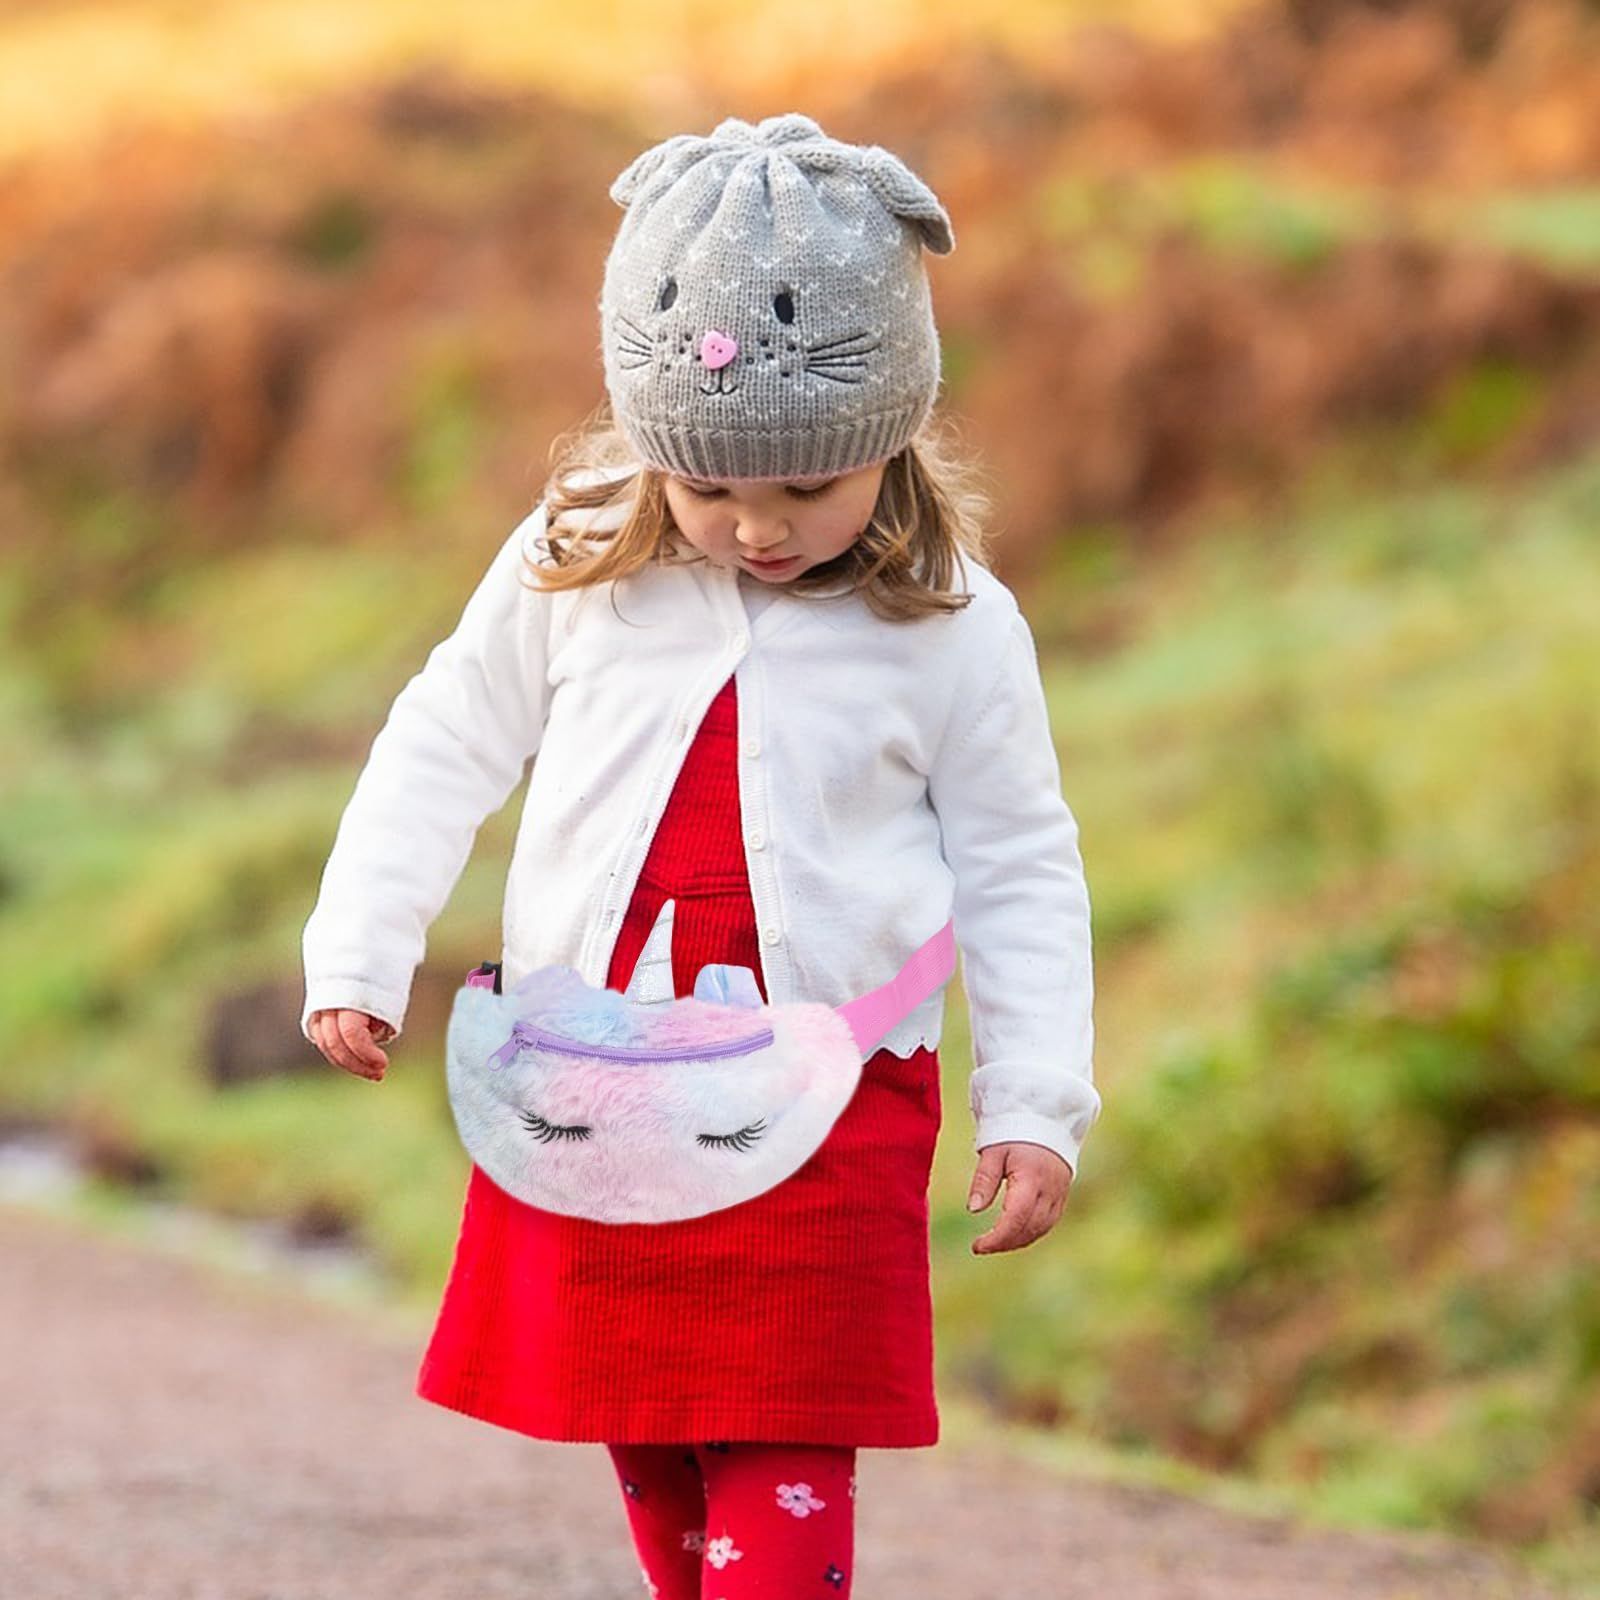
835, 916, 957, 1057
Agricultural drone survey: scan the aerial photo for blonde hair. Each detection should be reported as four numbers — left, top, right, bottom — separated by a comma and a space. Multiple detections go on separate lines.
520, 397, 996, 622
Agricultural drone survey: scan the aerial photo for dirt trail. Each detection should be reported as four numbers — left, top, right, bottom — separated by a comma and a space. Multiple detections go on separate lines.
0, 1204, 1559, 1599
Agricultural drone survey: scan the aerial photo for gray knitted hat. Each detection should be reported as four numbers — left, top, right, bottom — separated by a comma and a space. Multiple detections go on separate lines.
599, 112, 955, 482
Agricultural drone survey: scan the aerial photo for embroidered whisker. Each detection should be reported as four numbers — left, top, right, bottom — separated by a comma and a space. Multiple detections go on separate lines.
806, 332, 880, 355
616, 311, 655, 344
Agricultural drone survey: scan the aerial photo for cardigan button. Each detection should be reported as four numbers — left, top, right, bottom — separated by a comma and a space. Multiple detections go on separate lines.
748, 830, 766, 850
742, 738, 761, 758
729, 629, 749, 651
762, 924, 781, 945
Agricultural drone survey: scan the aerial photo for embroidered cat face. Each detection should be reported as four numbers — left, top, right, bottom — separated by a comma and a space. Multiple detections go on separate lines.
610, 259, 896, 395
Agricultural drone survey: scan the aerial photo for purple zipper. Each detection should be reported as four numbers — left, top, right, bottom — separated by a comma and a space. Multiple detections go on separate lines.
488, 1019, 774, 1070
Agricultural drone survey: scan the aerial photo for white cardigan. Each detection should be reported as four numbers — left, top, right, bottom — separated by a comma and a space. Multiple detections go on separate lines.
301, 494, 1102, 1174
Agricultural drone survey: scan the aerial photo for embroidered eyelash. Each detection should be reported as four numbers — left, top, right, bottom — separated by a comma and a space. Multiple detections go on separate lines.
521, 1112, 768, 1150
696, 1120, 768, 1151
520, 1111, 594, 1143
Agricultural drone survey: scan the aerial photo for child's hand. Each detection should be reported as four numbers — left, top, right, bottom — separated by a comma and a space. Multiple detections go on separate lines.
307, 1009, 395, 1082
967, 1142, 1074, 1254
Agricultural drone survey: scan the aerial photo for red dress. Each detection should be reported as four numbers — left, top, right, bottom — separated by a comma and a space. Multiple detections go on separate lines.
415, 671, 945, 1447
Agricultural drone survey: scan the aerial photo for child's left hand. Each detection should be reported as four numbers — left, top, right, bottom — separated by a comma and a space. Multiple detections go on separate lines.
967, 1142, 1074, 1254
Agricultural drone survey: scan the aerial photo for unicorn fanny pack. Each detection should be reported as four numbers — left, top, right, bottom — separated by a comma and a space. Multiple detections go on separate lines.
445, 896, 956, 1224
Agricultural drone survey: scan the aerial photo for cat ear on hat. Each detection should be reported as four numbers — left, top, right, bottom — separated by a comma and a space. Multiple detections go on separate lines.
609, 132, 709, 209
857, 145, 955, 256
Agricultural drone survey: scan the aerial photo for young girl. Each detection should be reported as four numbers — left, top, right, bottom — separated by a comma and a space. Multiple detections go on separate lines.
301, 111, 1101, 1598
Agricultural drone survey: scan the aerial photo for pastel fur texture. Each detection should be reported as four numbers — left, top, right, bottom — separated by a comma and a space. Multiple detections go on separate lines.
446, 973, 863, 1224
503, 962, 776, 1052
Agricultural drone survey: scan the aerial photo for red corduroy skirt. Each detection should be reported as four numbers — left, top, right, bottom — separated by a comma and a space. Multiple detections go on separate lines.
415, 672, 944, 1447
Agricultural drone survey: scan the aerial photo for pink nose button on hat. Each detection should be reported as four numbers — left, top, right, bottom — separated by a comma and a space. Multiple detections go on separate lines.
700, 330, 739, 371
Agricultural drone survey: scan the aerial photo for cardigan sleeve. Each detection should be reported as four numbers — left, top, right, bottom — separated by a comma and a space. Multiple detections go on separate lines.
926, 605, 1102, 1177
300, 507, 555, 1045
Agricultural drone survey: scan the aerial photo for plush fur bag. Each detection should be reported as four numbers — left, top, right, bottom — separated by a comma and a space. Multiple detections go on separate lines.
446, 897, 956, 1223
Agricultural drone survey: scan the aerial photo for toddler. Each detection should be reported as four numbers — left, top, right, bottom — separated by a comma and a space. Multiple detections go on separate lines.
302, 111, 1101, 1599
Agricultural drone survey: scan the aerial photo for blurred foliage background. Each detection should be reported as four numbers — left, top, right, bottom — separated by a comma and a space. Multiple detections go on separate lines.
1, 0, 1597, 1586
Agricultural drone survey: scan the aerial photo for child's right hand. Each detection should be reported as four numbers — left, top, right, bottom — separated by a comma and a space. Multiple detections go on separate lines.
307, 1009, 395, 1082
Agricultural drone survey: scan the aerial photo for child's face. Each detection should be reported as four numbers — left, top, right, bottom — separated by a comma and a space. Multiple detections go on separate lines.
662, 461, 887, 582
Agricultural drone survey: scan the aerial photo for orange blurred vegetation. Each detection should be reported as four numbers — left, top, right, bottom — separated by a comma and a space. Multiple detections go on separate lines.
2, 0, 1600, 588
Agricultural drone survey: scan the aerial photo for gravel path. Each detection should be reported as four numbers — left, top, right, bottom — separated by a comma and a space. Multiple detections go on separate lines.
0, 1204, 1560, 1599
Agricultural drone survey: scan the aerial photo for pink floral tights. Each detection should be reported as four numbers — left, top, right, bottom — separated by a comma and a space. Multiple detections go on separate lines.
606, 1440, 857, 1598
